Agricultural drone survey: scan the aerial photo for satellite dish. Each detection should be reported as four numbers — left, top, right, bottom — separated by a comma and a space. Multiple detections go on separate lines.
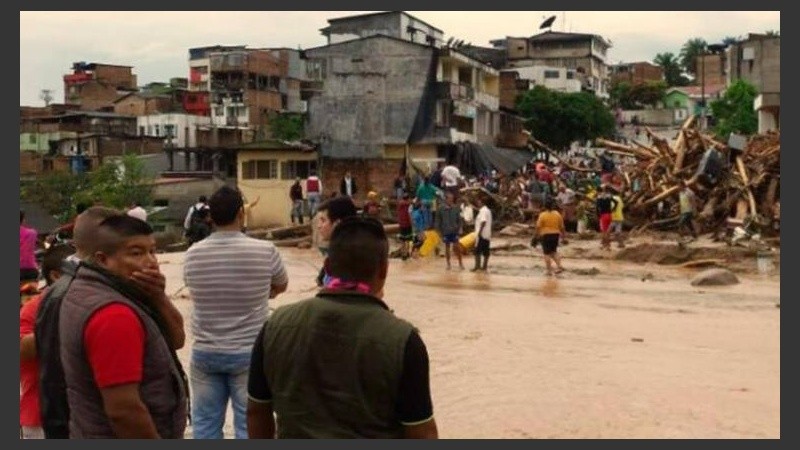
540, 15, 557, 30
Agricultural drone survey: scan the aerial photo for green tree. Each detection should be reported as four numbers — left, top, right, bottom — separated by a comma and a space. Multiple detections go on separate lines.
630, 81, 668, 108
609, 80, 634, 109
20, 154, 154, 222
516, 86, 616, 151
709, 79, 758, 138
269, 113, 305, 141
654, 52, 690, 87
722, 36, 740, 46
679, 37, 708, 76
765, 30, 780, 36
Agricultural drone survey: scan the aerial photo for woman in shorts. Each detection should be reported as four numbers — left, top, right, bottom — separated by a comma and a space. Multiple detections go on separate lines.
535, 199, 566, 276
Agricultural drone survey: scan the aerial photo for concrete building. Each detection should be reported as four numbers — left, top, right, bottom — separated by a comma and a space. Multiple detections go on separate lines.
491, 31, 612, 98
235, 140, 317, 228
502, 65, 582, 94
265, 48, 309, 114
320, 11, 444, 47
63, 62, 138, 111
610, 61, 664, 85
726, 33, 780, 133
137, 113, 211, 148
695, 53, 726, 88
726, 33, 780, 94
188, 46, 285, 146
302, 34, 525, 201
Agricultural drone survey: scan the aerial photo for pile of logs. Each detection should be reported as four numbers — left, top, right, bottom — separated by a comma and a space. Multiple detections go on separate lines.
595, 115, 780, 234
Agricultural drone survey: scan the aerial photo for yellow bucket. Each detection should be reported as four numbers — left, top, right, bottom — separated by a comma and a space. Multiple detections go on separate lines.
418, 230, 441, 257
458, 231, 477, 253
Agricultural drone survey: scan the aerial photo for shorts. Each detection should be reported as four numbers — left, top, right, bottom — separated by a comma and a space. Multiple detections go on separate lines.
610, 221, 623, 234
599, 213, 612, 233
399, 226, 414, 241
443, 233, 458, 244
540, 233, 560, 255
476, 237, 491, 256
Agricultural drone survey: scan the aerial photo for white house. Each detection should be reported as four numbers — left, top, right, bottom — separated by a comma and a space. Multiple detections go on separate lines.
137, 113, 211, 148
502, 66, 582, 94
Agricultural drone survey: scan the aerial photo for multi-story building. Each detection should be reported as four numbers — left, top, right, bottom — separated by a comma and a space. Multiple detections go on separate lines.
302, 33, 527, 200
726, 33, 780, 133
320, 10, 444, 47
491, 31, 612, 97
264, 48, 308, 114
610, 61, 664, 85
725, 33, 780, 94
503, 66, 582, 94
694, 53, 726, 88
63, 62, 138, 111
19, 111, 162, 175
188, 46, 285, 147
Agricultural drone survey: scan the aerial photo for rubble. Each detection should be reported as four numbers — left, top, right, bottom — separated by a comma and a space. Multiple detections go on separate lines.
595, 116, 780, 236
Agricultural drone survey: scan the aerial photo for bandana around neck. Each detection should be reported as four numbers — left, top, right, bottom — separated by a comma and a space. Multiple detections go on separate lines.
324, 276, 372, 295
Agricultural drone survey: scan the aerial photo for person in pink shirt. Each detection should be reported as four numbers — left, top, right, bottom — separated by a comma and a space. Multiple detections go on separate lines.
19, 210, 39, 283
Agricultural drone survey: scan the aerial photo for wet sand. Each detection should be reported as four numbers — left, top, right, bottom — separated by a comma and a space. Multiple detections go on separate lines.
159, 236, 780, 438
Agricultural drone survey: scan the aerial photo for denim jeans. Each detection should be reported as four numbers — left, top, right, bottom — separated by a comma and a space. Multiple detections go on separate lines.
307, 192, 320, 218
190, 350, 251, 439
421, 200, 434, 230
291, 200, 304, 224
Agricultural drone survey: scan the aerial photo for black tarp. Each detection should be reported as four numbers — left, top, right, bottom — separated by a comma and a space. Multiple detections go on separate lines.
443, 142, 535, 177
406, 50, 440, 145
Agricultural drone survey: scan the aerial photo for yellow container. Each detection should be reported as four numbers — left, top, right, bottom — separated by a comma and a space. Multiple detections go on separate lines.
418, 230, 442, 257
459, 231, 477, 253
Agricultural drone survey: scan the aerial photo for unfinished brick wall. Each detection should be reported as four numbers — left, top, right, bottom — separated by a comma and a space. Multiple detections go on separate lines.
94, 65, 137, 90
70, 82, 120, 111
320, 158, 403, 204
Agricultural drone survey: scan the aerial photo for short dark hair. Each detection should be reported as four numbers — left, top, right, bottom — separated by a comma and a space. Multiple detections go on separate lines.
199, 195, 208, 203
317, 196, 357, 222
209, 185, 244, 226
94, 214, 154, 257
75, 202, 90, 215
74, 206, 122, 253
328, 217, 388, 282
42, 243, 76, 285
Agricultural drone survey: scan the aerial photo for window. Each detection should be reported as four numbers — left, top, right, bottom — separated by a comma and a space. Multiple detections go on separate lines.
154, 125, 161, 136
164, 124, 176, 140
147, 125, 153, 136
544, 70, 560, 79
214, 106, 224, 117
280, 160, 317, 180
139, 126, 145, 136
29, 134, 36, 143
436, 101, 452, 127
566, 71, 575, 80
306, 59, 327, 80
241, 160, 278, 180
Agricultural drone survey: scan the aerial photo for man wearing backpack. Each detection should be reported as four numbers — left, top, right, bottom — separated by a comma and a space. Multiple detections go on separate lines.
184, 196, 211, 245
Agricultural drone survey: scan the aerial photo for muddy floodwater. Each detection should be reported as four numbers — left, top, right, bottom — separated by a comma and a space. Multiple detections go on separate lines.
159, 235, 780, 438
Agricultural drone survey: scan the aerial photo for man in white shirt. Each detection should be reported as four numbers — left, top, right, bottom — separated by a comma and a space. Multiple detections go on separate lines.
471, 196, 493, 272
126, 201, 148, 222
441, 165, 463, 192
339, 171, 357, 198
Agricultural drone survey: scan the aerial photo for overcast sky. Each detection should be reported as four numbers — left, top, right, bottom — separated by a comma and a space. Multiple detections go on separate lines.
20, 11, 780, 106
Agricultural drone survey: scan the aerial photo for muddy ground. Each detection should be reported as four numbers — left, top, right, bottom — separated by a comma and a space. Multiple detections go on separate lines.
159, 233, 780, 439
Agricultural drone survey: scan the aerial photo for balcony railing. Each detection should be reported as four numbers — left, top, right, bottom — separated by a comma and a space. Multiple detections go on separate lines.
435, 82, 474, 101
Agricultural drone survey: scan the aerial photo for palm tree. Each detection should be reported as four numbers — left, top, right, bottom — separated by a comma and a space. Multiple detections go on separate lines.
679, 37, 708, 77
765, 29, 780, 36
722, 36, 740, 46
654, 52, 688, 87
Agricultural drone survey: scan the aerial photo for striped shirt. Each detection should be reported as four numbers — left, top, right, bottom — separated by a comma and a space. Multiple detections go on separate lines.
184, 231, 288, 354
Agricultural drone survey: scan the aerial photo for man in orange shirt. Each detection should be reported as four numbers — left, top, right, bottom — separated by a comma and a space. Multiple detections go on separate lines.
535, 199, 566, 276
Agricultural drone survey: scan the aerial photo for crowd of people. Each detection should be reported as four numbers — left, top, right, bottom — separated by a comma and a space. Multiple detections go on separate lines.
19, 185, 437, 440
20, 146, 705, 439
